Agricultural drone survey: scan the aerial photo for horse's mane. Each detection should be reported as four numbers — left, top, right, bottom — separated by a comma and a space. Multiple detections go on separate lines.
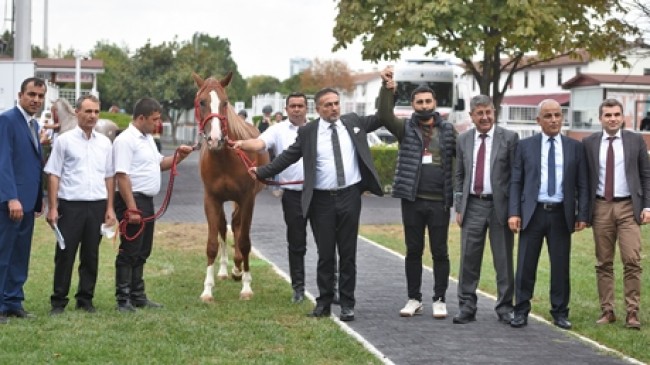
225, 105, 259, 140
52, 98, 77, 134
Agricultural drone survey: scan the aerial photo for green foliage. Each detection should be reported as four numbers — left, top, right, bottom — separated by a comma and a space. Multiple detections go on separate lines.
248, 75, 282, 96
99, 111, 131, 129
370, 145, 398, 193
333, 0, 639, 108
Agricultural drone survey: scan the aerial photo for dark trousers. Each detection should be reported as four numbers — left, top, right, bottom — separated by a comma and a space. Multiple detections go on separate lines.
514, 204, 571, 319
308, 184, 361, 309
114, 192, 155, 303
401, 198, 450, 302
281, 189, 308, 293
51, 199, 106, 308
0, 208, 35, 312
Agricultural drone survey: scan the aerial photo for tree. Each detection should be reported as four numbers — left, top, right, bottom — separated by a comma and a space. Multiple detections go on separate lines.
247, 75, 282, 96
333, 0, 639, 110
91, 42, 132, 111
300, 58, 354, 94
280, 73, 302, 95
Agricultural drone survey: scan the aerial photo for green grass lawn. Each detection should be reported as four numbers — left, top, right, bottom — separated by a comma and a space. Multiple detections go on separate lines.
359, 223, 650, 364
1, 220, 381, 365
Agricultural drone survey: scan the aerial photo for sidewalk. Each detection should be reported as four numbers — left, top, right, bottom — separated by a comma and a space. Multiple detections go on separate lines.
157, 147, 637, 365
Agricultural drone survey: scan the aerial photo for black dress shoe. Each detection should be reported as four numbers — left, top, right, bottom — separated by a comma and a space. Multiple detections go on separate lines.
497, 311, 514, 324
553, 316, 572, 330
307, 305, 331, 318
75, 304, 96, 313
133, 299, 163, 308
50, 307, 65, 316
340, 307, 355, 321
510, 314, 528, 328
117, 302, 137, 312
291, 290, 305, 304
452, 311, 476, 324
5, 308, 35, 319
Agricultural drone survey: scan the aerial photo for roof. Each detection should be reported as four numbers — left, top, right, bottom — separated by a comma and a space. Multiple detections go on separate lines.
34, 58, 105, 72
562, 73, 650, 89
500, 50, 591, 71
501, 93, 571, 106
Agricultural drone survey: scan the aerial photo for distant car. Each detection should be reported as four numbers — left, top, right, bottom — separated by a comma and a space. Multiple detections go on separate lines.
375, 127, 397, 144
367, 132, 383, 147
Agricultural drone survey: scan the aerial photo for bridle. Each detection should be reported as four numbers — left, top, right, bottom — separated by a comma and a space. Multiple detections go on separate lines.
194, 88, 230, 147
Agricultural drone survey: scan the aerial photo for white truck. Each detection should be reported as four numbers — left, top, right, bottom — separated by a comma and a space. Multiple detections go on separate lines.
392, 59, 473, 132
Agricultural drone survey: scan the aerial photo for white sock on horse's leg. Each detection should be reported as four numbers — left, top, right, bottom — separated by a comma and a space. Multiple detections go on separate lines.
217, 238, 229, 280
200, 264, 215, 302
240, 271, 253, 300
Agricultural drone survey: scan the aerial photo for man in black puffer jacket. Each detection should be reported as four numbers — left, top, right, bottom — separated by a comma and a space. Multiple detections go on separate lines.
378, 66, 457, 319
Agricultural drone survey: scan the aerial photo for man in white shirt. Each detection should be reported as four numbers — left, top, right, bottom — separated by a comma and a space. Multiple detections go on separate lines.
112, 97, 193, 312
45, 95, 116, 315
233, 93, 310, 303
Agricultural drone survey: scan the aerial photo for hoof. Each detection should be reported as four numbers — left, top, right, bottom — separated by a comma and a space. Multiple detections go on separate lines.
240, 291, 254, 300
232, 273, 243, 282
200, 295, 214, 303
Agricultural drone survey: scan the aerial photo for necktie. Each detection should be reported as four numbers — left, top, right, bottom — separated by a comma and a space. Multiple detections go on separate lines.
29, 119, 39, 148
473, 133, 487, 194
329, 122, 346, 187
604, 136, 616, 201
548, 137, 556, 196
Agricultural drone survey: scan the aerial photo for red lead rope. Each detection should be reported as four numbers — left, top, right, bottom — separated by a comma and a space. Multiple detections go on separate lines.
118, 148, 182, 241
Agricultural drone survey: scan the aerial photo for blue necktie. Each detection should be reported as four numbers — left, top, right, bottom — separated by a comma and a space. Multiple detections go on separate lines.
548, 137, 556, 196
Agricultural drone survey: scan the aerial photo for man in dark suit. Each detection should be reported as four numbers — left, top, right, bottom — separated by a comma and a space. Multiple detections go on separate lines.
453, 95, 519, 324
251, 87, 383, 322
0, 77, 47, 324
583, 98, 650, 330
508, 99, 589, 330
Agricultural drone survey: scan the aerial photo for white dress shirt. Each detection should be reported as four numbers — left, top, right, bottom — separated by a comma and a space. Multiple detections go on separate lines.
314, 119, 361, 190
259, 120, 304, 191
597, 131, 630, 197
44, 126, 114, 201
471, 126, 494, 195
113, 123, 164, 196
538, 133, 564, 203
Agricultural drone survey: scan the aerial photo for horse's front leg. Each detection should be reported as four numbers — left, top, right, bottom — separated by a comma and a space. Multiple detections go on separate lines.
232, 198, 254, 300
200, 198, 227, 303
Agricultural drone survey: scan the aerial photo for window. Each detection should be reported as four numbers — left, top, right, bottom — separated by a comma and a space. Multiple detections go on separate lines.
576, 67, 581, 75
644, 68, 650, 76
540, 70, 545, 88
524, 71, 529, 89
557, 68, 563, 85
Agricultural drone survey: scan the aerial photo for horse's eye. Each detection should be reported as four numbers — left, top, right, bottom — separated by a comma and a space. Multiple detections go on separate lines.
199, 100, 206, 107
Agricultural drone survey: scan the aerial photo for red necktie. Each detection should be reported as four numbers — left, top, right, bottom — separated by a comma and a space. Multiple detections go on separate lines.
604, 136, 616, 201
473, 134, 487, 194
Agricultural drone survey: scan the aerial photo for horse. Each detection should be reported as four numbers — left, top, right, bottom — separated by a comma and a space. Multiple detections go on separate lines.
192, 71, 269, 302
52, 98, 119, 142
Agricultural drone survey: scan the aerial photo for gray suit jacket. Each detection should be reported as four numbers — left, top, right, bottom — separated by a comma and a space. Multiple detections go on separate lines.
455, 126, 519, 225
257, 114, 383, 217
508, 133, 589, 232
582, 129, 650, 224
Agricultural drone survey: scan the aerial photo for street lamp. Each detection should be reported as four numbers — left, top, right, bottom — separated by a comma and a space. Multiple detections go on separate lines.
74, 51, 90, 101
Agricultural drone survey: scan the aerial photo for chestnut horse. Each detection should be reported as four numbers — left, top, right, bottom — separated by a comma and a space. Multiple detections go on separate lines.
192, 72, 269, 301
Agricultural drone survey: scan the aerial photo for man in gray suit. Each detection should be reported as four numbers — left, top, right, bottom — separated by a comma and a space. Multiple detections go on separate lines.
583, 98, 650, 330
251, 87, 384, 322
453, 95, 519, 324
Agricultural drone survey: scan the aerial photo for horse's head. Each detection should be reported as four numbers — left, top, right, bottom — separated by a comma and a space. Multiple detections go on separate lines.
193, 72, 233, 151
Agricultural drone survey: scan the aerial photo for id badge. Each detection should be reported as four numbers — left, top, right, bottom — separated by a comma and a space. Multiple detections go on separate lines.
422, 152, 432, 164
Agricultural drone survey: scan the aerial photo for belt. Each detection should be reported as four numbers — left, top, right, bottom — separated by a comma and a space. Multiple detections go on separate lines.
132, 192, 153, 199
538, 202, 563, 211
314, 183, 359, 196
596, 195, 631, 202
470, 194, 493, 201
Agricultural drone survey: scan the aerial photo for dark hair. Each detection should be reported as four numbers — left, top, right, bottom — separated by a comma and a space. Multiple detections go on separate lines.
238, 109, 247, 117
285, 92, 308, 107
133, 97, 162, 119
75, 94, 100, 109
599, 98, 623, 118
410, 85, 435, 102
20, 77, 46, 93
314, 87, 339, 105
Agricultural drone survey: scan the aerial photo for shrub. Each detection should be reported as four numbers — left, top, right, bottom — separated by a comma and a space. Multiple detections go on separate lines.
370, 145, 398, 194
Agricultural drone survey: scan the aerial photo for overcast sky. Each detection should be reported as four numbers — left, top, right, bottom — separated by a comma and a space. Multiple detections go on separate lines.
5, 0, 432, 80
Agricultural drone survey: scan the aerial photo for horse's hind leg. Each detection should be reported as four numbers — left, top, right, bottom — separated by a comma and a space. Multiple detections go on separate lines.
216, 214, 229, 280
200, 199, 226, 303
232, 197, 255, 300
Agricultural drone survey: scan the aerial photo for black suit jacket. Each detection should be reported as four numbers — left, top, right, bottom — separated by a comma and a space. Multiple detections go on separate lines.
257, 114, 383, 217
583, 130, 650, 224
508, 133, 589, 232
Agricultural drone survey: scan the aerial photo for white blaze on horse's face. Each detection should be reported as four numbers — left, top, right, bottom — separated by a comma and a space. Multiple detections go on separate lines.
208, 90, 223, 145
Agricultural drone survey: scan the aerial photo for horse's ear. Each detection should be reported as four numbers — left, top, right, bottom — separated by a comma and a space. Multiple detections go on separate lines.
192, 72, 204, 87
220, 71, 233, 88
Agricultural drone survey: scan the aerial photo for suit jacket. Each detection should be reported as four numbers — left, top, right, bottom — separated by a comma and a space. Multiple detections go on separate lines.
583, 129, 650, 224
257, 113, 383, 217
508, 133, 589, 232
0, 106, 43, 213
455, 126, 519, 225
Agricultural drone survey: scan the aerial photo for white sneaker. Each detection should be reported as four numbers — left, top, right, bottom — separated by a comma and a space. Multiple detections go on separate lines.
432, 299, 447, 319
399, 299, 423, 317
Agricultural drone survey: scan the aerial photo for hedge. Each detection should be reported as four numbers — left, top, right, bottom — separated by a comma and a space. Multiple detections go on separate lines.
370, 145, 398, 194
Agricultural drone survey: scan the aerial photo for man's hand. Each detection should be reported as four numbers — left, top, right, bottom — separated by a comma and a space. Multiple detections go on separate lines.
8, 199, 23, 222
231, 140, 244, 150
380, 66, 396, 90
641, 210, 650, 224
46, 206, 59, 228
176, 145, 193, 161
105, 208, 117, 227
574, 221, 587, 232
247, 167, 258, 180
455, 213, 462, 227
508, 216, 521, 234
